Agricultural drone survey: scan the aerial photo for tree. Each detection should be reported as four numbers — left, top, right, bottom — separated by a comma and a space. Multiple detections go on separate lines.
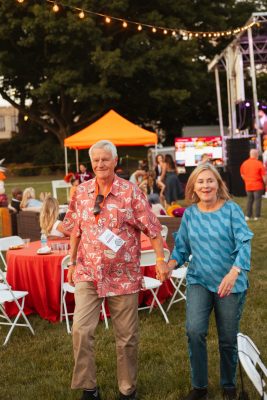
0, 0, 260, 146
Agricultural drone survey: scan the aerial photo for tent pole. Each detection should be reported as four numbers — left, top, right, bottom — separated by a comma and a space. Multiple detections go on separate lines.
75, 149, 79, 172
64, 146, 68, 175
214, 66, 224, 138
248, 27, 261, 153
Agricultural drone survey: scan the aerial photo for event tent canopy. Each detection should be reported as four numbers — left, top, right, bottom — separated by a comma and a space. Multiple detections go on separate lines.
64, 109, 158, 149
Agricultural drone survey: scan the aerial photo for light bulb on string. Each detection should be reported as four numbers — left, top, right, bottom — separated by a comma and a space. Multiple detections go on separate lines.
137, 24, 142, 31
152, 27, 157, 33
78, 10, 85, 19
105, 17, 111, 23
122, 21, 127, 28
17, 0, 24, 3
172, 31, 176, 36
163, 29, 168, 35
52, 3, 59, 12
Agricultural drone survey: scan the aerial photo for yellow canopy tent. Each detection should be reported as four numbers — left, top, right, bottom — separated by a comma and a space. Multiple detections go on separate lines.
64, 109, 158, 173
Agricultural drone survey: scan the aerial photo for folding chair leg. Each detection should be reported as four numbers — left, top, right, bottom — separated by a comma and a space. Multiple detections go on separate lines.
2, 298, 34, 346
63, 292, 71, 334
166, 278, 186, 312
101, 301, 109, 330
149, 289, 169, 324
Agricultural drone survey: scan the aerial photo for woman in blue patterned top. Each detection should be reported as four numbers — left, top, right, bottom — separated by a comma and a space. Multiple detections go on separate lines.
168, 163, 253, 400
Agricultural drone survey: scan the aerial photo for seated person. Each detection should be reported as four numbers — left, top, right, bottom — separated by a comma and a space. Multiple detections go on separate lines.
39, 196, 70, 239
10, 187, 23, 212
69, 177, 79, 200
148, 193, 167, 216
20, 187, 43, 210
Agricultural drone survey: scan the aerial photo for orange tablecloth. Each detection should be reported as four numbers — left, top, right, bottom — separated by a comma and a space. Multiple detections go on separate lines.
6, 236, 173, 322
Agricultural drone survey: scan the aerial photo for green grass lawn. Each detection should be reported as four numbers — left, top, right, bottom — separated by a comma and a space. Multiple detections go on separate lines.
1, 176, 267, 400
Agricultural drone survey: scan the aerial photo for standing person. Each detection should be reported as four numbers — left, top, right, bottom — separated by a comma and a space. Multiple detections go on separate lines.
159, 154, 183, 206
9, 187, 23, 235
240, 149, 266, 221
168, 163, 253, 400
62, 140, 168, 400
75, 163, 93, 183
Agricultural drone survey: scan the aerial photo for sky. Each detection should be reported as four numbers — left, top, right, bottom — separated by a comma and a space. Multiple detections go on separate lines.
0, 95, 10, 106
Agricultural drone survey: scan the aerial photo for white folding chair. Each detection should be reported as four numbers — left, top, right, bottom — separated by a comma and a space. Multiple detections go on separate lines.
237, 333, 267, 399
0, 236, 24, 271
0, 267, 34, 345
139, 248, 170, 324
161, 225, 168, 241
60, 255, 108, 334
166, 266, 187, 312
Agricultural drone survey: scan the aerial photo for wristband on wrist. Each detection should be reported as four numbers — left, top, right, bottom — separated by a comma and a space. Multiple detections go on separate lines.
231, 266, 241, 274
67, 261, 76, 267
156, 257, 165, 261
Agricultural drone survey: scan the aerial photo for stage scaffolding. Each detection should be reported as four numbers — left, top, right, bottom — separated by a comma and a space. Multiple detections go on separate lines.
208, 12, 267, 156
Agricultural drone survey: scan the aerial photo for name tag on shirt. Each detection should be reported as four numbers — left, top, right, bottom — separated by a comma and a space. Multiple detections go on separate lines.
98, 228, 125, 253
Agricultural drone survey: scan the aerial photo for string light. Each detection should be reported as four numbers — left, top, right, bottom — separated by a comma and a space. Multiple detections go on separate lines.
52, 2, 59, 12
78, 10, 85, 19
24, 0, 258, 40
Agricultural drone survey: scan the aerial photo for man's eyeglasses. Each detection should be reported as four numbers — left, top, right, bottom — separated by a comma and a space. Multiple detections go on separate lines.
93, 194, 104, 216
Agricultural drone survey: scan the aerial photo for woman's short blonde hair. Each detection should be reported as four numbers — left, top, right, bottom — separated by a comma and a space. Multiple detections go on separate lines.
20, 187, 36, 209
185, 163, 231, 204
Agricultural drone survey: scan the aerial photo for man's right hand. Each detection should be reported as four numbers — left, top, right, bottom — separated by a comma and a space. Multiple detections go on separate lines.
67, 266, 75, 287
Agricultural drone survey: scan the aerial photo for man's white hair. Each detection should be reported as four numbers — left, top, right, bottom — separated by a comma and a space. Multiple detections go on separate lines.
89, 140, 118, 160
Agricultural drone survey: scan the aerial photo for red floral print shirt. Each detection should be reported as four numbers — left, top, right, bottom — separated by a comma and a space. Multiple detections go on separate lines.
63, 175, 162, 297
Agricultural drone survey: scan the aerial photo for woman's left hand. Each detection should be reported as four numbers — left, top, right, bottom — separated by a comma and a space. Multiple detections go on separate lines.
218, 268, 239, 297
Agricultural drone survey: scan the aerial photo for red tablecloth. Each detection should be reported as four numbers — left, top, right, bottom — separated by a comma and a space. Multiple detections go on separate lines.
6, 236, 173, 322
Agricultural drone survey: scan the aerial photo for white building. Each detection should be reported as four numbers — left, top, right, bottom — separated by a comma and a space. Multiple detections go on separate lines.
0, 106, 18, 140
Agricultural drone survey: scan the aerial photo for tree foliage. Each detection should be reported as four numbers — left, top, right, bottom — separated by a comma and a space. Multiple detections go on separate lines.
0, 0, 263, 146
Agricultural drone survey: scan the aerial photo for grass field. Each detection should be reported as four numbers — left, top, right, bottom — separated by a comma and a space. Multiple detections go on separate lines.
1, 176, 267, 400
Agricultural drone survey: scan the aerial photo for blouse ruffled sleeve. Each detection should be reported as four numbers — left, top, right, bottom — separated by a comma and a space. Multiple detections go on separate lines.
231, 203, 253, 271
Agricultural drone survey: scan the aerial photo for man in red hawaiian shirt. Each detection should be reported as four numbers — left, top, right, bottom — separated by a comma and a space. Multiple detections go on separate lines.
63, 140, 169, 400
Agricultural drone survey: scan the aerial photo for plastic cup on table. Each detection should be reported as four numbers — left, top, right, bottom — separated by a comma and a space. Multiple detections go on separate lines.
23, 238, 30, 248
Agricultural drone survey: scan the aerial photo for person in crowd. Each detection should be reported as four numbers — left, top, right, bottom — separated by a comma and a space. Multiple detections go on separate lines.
199, 153, 211, 164
138, 170, 156, 196
240, 148, 266, 221
20, 187, 43, 209
154, 154, 166, 197
63, 140, 168, 400
167, 163, 253, 400
254, 108, 267, 151
40, 196, 70, 238
8, 187, 23, 235
75, 163, 93, 183
69, 177, 79, 200
129, 163, 147, 186
10, 187, 23, 213
158, 154, 184, 206
148, 193, 167, 216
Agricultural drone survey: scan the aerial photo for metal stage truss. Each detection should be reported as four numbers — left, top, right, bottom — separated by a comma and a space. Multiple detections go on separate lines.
208, 12, 267, 156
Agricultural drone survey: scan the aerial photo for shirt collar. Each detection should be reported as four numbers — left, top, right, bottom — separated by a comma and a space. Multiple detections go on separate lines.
87, 175, 120, 197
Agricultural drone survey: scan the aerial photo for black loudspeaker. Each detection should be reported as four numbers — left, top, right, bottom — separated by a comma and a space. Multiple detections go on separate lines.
226, 138, 250, 196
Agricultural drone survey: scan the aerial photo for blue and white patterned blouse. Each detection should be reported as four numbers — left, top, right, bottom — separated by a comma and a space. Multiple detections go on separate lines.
171, 201, 253, 293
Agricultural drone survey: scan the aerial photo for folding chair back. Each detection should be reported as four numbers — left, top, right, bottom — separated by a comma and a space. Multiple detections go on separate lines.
60, 255, 108, 334
0, 268, 34, 345
0, 236, 24, 271
139, 248, 170, 324
237, 333, 267, 399
140, 248, 170, 267
161, 225, 168, 241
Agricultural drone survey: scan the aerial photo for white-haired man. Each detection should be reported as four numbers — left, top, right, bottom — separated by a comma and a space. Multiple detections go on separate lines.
63, 140, 169, 400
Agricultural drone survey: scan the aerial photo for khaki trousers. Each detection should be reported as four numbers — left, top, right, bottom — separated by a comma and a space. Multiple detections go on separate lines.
71, 282, 139, 396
